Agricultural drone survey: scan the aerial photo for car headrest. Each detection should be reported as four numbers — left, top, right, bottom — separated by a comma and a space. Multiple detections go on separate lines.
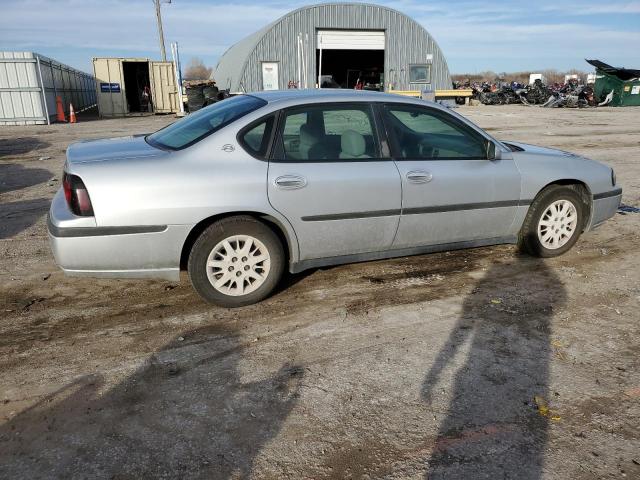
340, 130, 366, 157
300, 123, 321, 145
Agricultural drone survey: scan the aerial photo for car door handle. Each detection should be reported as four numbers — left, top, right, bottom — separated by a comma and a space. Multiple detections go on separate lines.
406, 170, 433, 184
274, 175, 307, 190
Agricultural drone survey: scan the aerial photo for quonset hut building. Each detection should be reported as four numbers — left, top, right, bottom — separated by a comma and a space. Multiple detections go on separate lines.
214, 3, 451, 93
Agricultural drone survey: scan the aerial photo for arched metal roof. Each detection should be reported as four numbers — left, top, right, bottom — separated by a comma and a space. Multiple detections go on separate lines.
214, 22, 277, 90
214, 2, 451, 92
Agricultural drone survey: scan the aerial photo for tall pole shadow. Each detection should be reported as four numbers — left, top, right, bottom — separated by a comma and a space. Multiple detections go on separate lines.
0, 325, 303, 479
422, 258, 565, 479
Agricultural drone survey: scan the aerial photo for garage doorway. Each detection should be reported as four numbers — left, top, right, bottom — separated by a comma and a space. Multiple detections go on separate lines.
316, 30, 385, 91
122, 61, 152, 113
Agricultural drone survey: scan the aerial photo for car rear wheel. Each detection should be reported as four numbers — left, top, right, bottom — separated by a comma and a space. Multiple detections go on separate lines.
519, 185, 585, 257
188, 216, 285, 307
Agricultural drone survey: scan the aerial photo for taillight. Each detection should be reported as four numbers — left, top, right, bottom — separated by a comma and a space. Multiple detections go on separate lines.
63, 174, 72, 204
62, 172, 94, 216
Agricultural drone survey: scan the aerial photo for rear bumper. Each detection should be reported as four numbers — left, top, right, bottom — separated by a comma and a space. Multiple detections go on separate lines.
48, 189, 189, 282
589, 188, 622, 229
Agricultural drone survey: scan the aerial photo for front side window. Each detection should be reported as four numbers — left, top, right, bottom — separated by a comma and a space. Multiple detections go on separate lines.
147, 95, 266, 150
409, 64, 431, 84
279, 104, 380, 161
385, 105, 487, 160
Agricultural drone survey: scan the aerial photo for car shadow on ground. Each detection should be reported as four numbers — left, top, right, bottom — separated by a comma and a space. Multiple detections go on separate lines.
0, 324, 304, 479
273, 268, 317, 295
422, 257, 565, 479
0, 163, 52, 195
0, 138, 51, 158
0, 198, 51, 239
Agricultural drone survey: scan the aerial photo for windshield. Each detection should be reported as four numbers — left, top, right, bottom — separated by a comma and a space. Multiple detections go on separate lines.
146, 95, 267, 150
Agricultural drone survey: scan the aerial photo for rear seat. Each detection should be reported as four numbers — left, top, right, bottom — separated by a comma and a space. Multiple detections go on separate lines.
339, 130, 371, 159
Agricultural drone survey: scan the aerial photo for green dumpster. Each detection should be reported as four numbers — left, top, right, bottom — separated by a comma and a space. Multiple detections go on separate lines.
586, 59, 640, 107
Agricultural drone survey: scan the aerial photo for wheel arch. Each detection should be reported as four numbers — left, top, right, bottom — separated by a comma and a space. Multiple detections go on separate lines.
179, 211, 298, 271
533, 179, 593, 230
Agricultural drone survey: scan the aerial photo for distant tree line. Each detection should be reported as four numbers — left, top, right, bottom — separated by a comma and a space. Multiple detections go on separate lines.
183, 57, 213, 81
452, 69, 588, 84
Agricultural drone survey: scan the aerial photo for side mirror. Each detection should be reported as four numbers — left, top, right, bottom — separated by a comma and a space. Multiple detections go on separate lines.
486, 141, 502, 160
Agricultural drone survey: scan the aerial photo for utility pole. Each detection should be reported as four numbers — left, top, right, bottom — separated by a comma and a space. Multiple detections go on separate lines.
153, 0, 170, 61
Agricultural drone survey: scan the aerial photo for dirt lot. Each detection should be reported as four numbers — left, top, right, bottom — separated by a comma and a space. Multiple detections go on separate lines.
1, 105, 639, 479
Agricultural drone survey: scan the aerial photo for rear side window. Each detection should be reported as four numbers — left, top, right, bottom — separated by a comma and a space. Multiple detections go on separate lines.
283, 112, 307, 137
146, 95, 266, 150
238, 115, 275, 159
384, 105, 487, 160
278, 104, 380, 161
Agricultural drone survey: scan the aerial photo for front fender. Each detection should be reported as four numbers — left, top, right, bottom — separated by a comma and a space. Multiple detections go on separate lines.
514, 152, 613, 202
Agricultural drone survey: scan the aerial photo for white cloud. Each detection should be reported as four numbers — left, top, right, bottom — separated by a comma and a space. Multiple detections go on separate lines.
0, 0, 288, 58
404, 5, 640, 71
540, 2, 640, 15
0, 0, 639, 73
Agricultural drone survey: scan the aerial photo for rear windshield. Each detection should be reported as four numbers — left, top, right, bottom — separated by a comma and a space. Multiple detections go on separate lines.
146, 95, 267, 150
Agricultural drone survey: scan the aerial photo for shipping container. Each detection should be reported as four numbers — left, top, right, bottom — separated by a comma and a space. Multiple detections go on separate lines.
0, 51, 96, 125
93, 57, 179, 117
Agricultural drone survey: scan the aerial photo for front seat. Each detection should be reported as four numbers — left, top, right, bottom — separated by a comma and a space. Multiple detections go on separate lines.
299, 123, 322, 160
339, 130, 371, 159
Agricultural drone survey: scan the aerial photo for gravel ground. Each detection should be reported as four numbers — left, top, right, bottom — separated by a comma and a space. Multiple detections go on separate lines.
0, 105, 639, 479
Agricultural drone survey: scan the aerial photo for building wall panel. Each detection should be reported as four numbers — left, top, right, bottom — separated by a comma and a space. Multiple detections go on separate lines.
0, 51, 96, 125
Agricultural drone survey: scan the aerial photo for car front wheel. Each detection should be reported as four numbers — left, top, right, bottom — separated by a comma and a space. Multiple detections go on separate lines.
188, 216, 285, 307
519, 185, 585, 257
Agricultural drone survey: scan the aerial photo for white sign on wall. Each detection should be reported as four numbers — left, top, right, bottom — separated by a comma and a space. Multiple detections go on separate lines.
262, 62, 279, 90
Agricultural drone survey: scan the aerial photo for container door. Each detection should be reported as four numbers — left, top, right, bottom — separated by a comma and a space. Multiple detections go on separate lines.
93, 58, 126, 117
149, 61, 178, 113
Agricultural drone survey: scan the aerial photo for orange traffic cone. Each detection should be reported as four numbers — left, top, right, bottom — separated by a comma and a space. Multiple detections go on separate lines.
69, 103, 77, 124
56, 96, 66, 122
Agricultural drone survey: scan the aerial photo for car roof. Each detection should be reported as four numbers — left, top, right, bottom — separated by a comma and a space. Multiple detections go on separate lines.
250, 89, 440, 107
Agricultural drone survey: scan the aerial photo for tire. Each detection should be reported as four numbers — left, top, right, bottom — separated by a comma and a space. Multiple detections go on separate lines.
518, 185, 585, 258
188, 216, 285, 307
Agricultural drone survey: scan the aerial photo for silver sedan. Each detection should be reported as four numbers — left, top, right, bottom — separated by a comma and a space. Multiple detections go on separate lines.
48, 90, 621, 307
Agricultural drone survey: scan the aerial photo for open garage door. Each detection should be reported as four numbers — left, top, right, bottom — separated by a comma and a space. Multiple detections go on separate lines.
317, 30, 385, 90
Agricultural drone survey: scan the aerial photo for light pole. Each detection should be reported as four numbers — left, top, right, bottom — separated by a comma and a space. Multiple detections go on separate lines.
153, 0, 171, 61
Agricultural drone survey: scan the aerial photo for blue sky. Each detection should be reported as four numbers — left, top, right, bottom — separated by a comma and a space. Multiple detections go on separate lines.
1, 0, 639, 75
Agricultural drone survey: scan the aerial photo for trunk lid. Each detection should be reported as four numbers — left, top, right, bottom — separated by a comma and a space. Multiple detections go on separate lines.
66, 135, 163, 165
